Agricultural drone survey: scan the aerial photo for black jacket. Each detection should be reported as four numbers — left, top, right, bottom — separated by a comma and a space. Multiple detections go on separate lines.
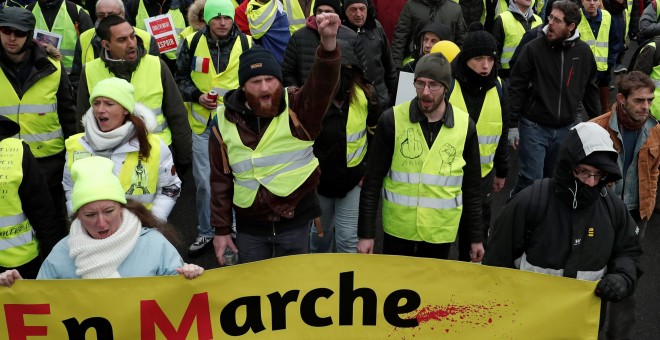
0, 116, 59, 260
342, 7, 397, 110
484, 124, 642, 288
358, 98, 483, 242
508, 27, 601, 128
283, 16, 366, 88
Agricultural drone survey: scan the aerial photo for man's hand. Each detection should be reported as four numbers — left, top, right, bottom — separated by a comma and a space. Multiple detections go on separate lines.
176, 264, 205, 279
213, 235, 238, 266
508, 127, 519, 150
357, 238, 375, 254
492, 177, 506, 193
316, 13, 340, 52
0, 269, 22, 287
199, 93, 218, 110
595, 273, 632, 302
470, 242, 485, 262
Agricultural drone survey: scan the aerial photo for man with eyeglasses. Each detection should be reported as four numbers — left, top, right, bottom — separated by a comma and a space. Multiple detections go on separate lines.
484, 122, 642, 335
0, 7, 76, 241
68, 0, 159, 95
590, 71, 659, 340
357, 52, 485, 262
508, 0, 601, 196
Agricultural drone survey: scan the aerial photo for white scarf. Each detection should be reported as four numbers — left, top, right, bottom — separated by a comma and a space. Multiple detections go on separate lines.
82, 110, 135, 158
68, 209, 141, 279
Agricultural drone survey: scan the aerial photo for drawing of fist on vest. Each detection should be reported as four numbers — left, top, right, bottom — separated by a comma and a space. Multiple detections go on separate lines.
400, 128, 423, 159
439, 143, 456, 175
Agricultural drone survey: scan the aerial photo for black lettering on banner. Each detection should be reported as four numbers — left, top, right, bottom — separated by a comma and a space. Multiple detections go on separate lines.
339, 271, 377, 326
219, 296, 265, 336
267, 290, 300, 330
383, 290, 421, 328
62, 317, 114, 339
300, 288, 334, 327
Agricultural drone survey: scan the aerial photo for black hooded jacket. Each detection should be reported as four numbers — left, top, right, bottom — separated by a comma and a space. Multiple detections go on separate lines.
401, 22, 451, 73
485, 123, 642, 290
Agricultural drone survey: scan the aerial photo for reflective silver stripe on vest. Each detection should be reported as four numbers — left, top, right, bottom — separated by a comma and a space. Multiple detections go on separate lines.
0, 213, 27, 228
389, 170, 463, 187
212, 87, 229, 97
584, 39, 596, 46
152, 107, 163, 115
249, 0, 277, 35
60, 49, 75, 56
595, 56, 608, 63
346, 143, 366, 163
478, 134, 500, 145
283, 0, 306, 26
346, 129, 366, 143
233, 148, 316, 188
480, 154, 495, 165
175, 28, 183, 35
232, 147, 314, 173
500, 57, 512, 64
126, 194, 156, 204
654, 80, 660, 88
383, 190, 463, 209
515, 253, 606, 281
17, 129, 63, 142
0, 230, 34, 252
502, 46, 517, 53
191, 107, 208, 125
595, 42, 609, 48
0, 103, 58, 115
154, 120, 168, 133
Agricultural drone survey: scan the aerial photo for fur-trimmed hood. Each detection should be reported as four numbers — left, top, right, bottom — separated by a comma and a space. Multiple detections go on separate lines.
40, 41, 63, 60
81, 103, 158, 133
188, 0, 207, 31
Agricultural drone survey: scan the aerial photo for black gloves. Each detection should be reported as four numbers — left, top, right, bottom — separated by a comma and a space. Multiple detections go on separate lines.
595, 273, 633, 302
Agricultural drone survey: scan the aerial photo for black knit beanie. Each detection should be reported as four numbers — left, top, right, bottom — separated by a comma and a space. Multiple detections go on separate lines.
414, 52, 452, 89
238, 46, 283, 87
343, 0, 368, 10
314, 0, 341, 14
460, 22, 497, 62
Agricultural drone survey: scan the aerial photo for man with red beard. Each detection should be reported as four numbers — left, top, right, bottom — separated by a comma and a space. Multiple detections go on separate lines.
590, 71, 659, 340
209, 13, 341, 265
508, 0, 601, 195
357, 52, 485, 262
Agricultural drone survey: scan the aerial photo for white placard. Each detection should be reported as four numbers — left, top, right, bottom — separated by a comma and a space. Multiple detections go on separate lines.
395, 71, 416, 105
144, 13, 178, 54
33, 29, 62, 50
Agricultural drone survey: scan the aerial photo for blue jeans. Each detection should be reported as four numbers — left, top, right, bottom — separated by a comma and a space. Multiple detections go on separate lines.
235, 222, 311, 264
512, 117, 573, 195
192, 127, 213, 238
310, 185, 360, 253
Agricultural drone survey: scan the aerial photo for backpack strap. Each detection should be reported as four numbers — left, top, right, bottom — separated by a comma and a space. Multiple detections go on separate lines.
211, 123, 231, 175
65, 0, 81, 36
187, 30, 204, 61
239, 33, 249, 52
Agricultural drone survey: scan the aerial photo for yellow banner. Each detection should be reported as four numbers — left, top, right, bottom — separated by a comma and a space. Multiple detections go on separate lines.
0, 254, 600, 339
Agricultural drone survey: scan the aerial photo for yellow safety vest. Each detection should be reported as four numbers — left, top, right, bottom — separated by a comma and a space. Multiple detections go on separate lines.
346, 86, 369, 167
494, 0, 508, 17
0, 138, 39, 268
216, 90, 319, 208
32, 1, 81, 73
0, 58, 64, 158
185, 32, 252, 134
247, 0, 280, 39
65, 133, 161, 209
578, 10, 611, 72
449, 79, 503, 177
79, 26, 153, 65
282, 0, 314, 35
135, 0, 185, 60
85, 55, 172, 145
381, 102, 469, 243
646, 43, 660, 120
499, 11, 541, 69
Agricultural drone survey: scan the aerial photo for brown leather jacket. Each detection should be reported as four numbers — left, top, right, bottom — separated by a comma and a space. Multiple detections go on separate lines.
210, 46, 341, 235
591, 110, 660, 220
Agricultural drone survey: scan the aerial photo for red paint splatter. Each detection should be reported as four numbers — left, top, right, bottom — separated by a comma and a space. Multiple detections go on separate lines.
445, 329, 449, 333
488, 318, 493, 323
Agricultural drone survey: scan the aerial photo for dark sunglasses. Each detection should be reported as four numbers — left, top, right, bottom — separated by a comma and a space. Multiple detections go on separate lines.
0, 27, 29, 38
